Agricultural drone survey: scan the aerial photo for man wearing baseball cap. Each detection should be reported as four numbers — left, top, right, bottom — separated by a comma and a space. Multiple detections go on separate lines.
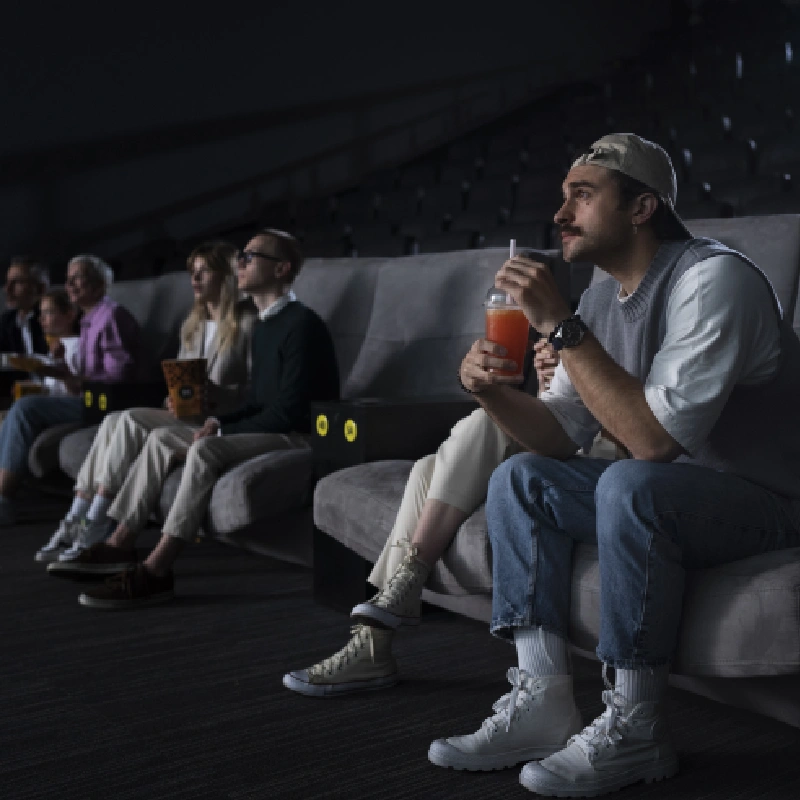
429, 133, 800, 794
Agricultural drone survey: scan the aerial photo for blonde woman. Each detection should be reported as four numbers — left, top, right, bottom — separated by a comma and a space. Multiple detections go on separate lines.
36, 240, 255, 563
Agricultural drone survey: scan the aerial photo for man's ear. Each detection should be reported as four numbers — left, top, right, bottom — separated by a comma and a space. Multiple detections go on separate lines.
275, 261, 292, 281
632, 193, 659, 226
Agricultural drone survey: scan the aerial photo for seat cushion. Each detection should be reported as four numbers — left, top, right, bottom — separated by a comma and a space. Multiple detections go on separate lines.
314, 461, 492, 595
316, 461, 800, 678
206, 448, 315, 536
58, 425, 100, 479
571, 545, 800, 678
30, 422, 87, 479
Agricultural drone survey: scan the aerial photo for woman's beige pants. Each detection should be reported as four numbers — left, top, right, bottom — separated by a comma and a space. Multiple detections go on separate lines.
74, 408, 186, 495
106, 426, 309, 541
368, 408, 520, 589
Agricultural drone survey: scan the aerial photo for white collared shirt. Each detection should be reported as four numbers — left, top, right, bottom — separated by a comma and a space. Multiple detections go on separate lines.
16, 310, 35, 355
258, 290, 297, 321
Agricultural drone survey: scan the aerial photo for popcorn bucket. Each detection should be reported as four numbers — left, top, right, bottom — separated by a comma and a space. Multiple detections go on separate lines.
161, 358, 207, 419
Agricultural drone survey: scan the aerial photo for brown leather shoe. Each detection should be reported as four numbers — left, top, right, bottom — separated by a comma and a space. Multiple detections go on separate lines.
78, 565, 174, 610
47, 542, 138, 579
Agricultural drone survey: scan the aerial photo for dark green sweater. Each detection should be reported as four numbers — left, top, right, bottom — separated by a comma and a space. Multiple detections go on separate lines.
218, 301, 339, 435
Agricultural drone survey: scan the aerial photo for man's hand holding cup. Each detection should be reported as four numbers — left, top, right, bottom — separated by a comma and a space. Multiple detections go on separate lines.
459, 338, 525, 395
495, 253, 572, 337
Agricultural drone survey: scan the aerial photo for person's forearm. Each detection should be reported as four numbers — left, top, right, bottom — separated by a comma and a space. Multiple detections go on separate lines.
475, 385, 579, 459
559, 332, 683, 462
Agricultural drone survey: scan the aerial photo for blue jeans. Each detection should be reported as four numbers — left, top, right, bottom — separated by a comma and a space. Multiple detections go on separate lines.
486, 455, 800, 669
0, 395, 84, 476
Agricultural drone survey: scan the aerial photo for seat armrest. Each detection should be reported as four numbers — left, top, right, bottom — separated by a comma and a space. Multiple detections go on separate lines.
311, 395, 478, 475
81, 380, 167, 423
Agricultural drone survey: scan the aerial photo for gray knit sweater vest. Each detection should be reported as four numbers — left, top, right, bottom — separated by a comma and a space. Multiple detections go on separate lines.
577, 238, 800, 499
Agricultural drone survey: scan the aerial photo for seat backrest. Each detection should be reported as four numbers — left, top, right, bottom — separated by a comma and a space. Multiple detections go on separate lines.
294, 246, 565, 399
589, 214, 800, 338
687, 215, 800, 336
107, 272, 194, 379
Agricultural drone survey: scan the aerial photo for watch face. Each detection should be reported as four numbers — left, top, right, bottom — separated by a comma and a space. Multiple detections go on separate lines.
561, 319, 585, 347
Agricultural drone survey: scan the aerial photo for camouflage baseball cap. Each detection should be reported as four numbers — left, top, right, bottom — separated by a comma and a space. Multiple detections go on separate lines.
571, 133, 691, 238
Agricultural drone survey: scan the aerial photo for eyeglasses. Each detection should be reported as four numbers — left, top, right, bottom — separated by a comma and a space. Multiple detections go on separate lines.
236, 250, 283, 265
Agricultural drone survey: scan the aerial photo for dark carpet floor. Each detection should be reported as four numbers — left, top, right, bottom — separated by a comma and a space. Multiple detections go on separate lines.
4, 507, 800, 800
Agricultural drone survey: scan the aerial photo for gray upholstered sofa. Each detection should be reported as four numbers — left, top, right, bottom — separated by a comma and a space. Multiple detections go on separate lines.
312, 215, 800, 729
49, 248, 560, 564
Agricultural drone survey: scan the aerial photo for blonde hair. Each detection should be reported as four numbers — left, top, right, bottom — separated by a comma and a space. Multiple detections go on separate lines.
180, 241, 240, 354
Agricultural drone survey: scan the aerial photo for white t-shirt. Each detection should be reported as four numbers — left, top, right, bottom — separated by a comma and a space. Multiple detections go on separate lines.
42, 337, 81, 396
541, 254, 783, 456
203, 320, 217, 357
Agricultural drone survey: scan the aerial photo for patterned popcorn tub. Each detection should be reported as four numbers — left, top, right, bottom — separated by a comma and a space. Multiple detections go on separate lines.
161, 358, 207, 420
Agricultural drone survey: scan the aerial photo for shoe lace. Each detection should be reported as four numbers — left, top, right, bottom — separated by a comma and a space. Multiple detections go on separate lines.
308, 625, 373, 678
73, 519, 96, 547
482, 668, 543, 737
375, 542, 423, 606
570, 664, 629, 762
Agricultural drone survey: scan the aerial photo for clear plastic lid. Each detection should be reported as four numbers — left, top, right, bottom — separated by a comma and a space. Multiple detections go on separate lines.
485, 287, 519, 309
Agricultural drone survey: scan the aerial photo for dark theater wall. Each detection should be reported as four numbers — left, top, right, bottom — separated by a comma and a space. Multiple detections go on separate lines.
0, 0, 670, 273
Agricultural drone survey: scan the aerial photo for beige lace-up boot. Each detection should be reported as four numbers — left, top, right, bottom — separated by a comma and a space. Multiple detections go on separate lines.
351, 544, 430, 628
283, 624, 398, 697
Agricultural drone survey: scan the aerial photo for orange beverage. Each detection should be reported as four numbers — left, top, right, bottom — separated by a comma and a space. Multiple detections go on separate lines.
486, 307, 529, 376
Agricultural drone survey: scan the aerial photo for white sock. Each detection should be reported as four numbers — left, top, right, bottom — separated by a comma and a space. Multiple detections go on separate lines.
66, 495, 91, 522
514, 626, 571, 676
614, 665, 669, 706
86, 494, 112, 523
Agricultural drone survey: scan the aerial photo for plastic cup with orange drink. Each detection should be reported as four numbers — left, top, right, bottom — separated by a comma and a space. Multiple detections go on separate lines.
485, 239, 530, 376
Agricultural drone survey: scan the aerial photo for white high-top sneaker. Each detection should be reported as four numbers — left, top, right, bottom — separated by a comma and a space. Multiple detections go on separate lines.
519, 688, 678, 796
428, 668, 583, 771
34, 519, 83, 563
58, 518, 115, 561
283, 624, 398, 697
351, 545, 430, 629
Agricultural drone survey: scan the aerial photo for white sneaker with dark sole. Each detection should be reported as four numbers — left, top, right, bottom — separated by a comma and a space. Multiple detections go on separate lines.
35, 519, 83, 563
58, 518, 116, 561
283, 624, 398, 697
428, 669, 583, 772
518, 689, 678, 797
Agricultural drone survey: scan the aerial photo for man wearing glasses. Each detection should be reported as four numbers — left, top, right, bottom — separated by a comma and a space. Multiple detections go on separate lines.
1, 256, 49, 356
64, 229, 340, 609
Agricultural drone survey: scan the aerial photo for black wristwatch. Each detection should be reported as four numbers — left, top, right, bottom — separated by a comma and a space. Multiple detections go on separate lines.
548, 314, 588, 351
